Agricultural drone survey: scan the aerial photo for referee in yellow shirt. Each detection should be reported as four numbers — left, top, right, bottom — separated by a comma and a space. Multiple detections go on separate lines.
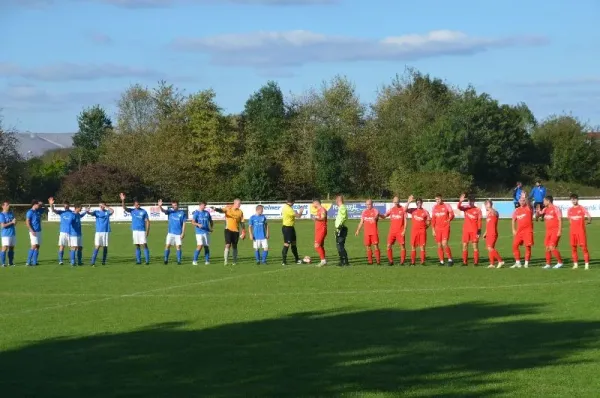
213, 198, 245, 266
281, 196, 304, 265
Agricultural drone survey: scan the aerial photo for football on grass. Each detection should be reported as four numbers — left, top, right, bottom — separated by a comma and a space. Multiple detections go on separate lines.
303, 256, 312, 264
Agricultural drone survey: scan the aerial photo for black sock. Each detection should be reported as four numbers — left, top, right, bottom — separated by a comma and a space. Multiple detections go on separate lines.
282, 246, 289, 263
291, 245, 299, 262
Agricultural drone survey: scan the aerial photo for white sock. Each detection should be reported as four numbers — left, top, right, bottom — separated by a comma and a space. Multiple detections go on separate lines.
224, 248, 229, 262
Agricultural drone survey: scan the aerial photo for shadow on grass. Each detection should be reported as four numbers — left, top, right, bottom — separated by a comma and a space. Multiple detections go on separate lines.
1, 302, 599, 397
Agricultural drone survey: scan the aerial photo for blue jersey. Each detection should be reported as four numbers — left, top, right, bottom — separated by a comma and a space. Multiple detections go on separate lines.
530, 186, 547, 203
70, 212, 86, 237
125, 207, 148, 231
249, 214, 268, 240
55, 209, 74, 233
0, 211, 16, 237
513, 187, 523, 203
26, 208, 45, 232
166, 209, 186, 235
192, 210, 212, 234
91, 210, 111, 233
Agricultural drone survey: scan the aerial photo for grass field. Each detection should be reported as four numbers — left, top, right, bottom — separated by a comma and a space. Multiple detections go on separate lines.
1, 219, 600, 397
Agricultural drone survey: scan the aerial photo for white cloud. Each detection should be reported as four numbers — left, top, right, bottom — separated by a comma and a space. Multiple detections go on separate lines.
170, 29, 548, 69
0, 83, 119, 112
0, 62, 162, 82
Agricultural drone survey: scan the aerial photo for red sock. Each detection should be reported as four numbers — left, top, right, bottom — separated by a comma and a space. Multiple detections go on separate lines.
583, 247, 590, 263
387, 248, 393, 263
494, 249, 503, 263
462, 250, 468, 264
367, 249, 373, 264
525, 246, 532, 261
474, 250, 479, 264
488, 251, 495, 265
316, 246, 325, 260
437, 247, 444, 262
545, 251, 552, 265
445, 246, 453, 260
572, 247, 579, 263
420, 250, 426, 264
410, 250, 416, 264
552, 249, 562, 264
375, 249, 381, 264
401, 249, 406, 264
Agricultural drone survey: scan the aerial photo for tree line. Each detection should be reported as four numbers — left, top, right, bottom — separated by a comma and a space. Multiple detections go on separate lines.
1, 69, 599, 205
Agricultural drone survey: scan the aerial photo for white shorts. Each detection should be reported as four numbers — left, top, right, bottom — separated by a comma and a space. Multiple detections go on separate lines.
1, 236, 16, 247
69, 236, 82, 247
195, 234, 210, 246
253, 239, 269, 250
166, 233, 182, 246
58, 232, 70, 247
95, 232, 109, 247
29, 232, 41, 246
132, 230, 147, 245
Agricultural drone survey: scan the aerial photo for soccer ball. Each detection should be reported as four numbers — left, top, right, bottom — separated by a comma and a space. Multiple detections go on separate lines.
303, 256, 312, 264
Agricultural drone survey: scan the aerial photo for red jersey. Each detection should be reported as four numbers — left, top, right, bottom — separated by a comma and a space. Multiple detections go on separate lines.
513, 205, 533, 232
411, 208, 430, 231
542, 205, 561, 231
315, 207, 327, 232
567, 206, 589, 232
385, 206, 406, 233
431, 203, 454, 229
458, 201, 482, 232
486, 209, 499, 236
361, 208, 380, 235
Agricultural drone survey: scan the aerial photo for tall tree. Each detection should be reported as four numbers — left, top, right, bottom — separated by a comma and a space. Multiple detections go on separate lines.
69, 105, 113, 171
116, 84, 156, 134
0, 113, 24, 200
313, 128, 348, 198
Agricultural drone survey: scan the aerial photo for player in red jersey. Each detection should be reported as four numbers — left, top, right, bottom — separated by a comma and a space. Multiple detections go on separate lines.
382, 196, 407, 265
312, 199, 328, 267
567, 193, 592, 270
511, 196, 534, 268
483, 199, 504, 269
537, 195, 563, 269
431, 193, 455, 266
457, 193, 483, 266
355, 199, 382, 265
406, 195, 430, 266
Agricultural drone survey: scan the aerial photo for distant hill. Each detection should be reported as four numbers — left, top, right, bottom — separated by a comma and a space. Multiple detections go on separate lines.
15, 133, 74, 159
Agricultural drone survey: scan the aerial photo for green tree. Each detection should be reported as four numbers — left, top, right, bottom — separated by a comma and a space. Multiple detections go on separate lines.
313, 128, 348, 198
116, 84, 156, 134
69, 105, 113, 171
0, 113, 24, 201
25, 149, 69, 201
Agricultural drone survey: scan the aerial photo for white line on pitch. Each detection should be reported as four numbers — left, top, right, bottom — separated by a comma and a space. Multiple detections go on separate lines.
0, 267, 298, 318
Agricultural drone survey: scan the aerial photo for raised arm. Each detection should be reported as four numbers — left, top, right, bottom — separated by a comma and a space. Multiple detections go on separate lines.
457, 194, 469, 211
48, 197, 59, 213
157, 199, 166, 214
405, 195, 416, 214
85, 206, 95, 217
120, 193, 130, 212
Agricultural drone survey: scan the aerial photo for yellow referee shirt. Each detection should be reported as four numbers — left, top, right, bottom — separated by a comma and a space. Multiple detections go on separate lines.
281, 204, 295, 227
225, 208, 244, 232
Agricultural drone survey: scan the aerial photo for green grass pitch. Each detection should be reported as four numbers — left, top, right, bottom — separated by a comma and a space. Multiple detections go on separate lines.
1, 219, 600, 397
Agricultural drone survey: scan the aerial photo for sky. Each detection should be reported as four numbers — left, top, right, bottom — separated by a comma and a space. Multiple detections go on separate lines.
1, 0, 599, 133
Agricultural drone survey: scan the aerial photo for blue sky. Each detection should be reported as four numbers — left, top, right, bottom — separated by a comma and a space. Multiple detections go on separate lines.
2, 0, 599, 132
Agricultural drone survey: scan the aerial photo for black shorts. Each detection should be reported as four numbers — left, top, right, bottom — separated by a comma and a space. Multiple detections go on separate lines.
224, 229, 240, 245
282, 226, 297, 244
534, 202, 544, 210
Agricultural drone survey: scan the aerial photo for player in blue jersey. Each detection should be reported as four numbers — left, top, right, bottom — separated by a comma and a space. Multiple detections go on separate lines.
120, 193, 150, 264
49, 197, 75, 265
86, 202, 114, 266
25, 200, 46, 266
248, 205, 270, 265
68, 204, 87, 266
191, 201, 213, 265
0, 201, 17, 267
158, 199, 187, 265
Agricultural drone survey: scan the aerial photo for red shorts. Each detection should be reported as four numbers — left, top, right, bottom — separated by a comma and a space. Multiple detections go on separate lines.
514, 231, 534, 246
411, 231, 427, 247
544, 229, 560, 247
315, 230, 327, 246
485, 234, 498, 248
387, 232, 405, 245
364, 234, 379, 246
462, 230, 479, 244
434, 227, 450, 243
570, 231, 587, 247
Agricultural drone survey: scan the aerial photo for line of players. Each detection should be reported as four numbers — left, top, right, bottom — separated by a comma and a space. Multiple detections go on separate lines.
355, 193, 591, 269
0, 192, 592, 269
